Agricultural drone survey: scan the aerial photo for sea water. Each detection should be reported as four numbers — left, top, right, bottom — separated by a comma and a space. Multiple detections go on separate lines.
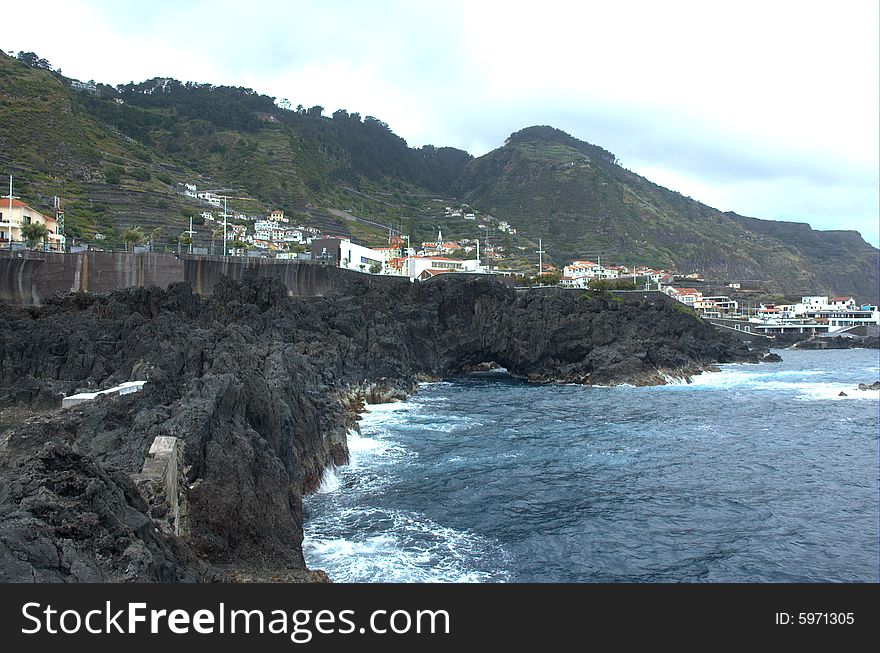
303, 348, 880, 582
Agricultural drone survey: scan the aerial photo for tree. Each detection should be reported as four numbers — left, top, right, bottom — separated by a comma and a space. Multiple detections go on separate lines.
178, 233, 192, 254
369, 262, 383, 274
210, 228, 224, 255
16, 51, 52, 70
148, 227, 163, 251
537, 270, 563, 286
121, 226, 145, 251
104, 166, 123, 185
588, 278, 637, 291
21, 223, 49, 249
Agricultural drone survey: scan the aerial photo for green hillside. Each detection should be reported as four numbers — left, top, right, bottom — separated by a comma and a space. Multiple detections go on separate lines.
1, 51, 876, 298
454, 126, 879, 299
0, 51, 478, 249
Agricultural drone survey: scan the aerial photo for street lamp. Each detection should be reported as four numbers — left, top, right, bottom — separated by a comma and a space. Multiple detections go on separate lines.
4, 175, 21, 251
536, 238, 545, 280
184, 215, 196, 254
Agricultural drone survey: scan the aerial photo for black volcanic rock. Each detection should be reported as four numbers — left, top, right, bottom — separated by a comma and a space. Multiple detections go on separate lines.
0, 275, 759, 581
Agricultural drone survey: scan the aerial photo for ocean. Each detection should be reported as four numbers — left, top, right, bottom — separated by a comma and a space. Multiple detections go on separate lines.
303, 348, 880, 582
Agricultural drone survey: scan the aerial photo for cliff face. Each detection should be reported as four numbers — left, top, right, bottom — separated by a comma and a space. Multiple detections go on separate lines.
0, 275, 758, 581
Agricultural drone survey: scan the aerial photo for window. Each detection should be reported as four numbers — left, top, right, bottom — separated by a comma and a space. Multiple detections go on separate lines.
23, 215, 31, 225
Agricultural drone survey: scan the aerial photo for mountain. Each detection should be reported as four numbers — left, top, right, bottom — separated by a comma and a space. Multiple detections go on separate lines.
0, 51, 474, 248
454, 126, 879, 299
1, 51, 877, 299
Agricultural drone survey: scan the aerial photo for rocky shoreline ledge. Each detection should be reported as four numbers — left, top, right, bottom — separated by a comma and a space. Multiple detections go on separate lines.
0, 276, 761, 582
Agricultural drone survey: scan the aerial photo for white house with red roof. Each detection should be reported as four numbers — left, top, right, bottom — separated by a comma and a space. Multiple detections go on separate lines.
0, 198, 65, 251
663, 286, 703, 305
563, 260, 620, 279
559, 276, 590, 289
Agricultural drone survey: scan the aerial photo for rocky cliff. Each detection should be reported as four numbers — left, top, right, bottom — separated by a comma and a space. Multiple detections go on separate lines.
0, 275, 759, 581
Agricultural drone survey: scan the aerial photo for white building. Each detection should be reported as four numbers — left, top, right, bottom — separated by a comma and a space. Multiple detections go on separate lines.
311, 237, 384, 273
403, 256, 483, 280
197, 192, 222, 207
663, 286, 703, 305
283, 228, 310, 244
559, 276, 590, 289
0, 198, 65, 251
563, 260, 620, 280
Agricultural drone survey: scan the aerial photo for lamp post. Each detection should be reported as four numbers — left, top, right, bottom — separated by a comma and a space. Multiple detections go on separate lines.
184, 215, 196, 254
536, 238, 545, 280
221, 196, 229, 256
4, 175, 21, 251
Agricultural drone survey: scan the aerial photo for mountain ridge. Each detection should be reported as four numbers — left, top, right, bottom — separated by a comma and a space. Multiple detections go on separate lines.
1, 50, 876, 299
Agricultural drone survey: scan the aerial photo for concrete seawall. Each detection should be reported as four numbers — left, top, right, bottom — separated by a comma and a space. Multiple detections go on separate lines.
0, 251, 408, 305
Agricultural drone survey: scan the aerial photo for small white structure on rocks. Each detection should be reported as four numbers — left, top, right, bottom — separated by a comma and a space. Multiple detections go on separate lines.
61, 381, 147, 408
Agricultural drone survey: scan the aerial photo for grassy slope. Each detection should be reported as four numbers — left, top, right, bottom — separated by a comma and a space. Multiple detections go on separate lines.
2, 54, 875, 297
0, 54, 218, 247
454, 129, 878, 298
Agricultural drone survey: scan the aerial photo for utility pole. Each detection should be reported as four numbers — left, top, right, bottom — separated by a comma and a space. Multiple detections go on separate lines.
221, 196, 229, 256
536, 238, 545, 279
184, 215, 196, 254
54, 196, 65, 252
476, 238, 480, 268
4, 175, 20, 251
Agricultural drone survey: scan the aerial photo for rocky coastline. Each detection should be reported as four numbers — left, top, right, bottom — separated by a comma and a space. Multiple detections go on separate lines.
0, 275, 761, 582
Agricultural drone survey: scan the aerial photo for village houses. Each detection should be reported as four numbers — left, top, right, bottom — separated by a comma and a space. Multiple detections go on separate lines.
0, 198, 65, 251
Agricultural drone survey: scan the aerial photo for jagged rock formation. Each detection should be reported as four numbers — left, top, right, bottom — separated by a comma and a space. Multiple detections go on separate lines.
0, 275, 759, 581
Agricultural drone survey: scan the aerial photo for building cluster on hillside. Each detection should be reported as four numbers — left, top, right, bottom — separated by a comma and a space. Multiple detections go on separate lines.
560, 260, 672, 287
441, 204, 516, 236
310, 230, 486, 281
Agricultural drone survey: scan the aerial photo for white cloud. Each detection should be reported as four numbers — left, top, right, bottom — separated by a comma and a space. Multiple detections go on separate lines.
5, 0, 878, 245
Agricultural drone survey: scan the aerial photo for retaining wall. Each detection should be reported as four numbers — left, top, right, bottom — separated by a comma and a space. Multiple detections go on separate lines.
0, 251, 408, 305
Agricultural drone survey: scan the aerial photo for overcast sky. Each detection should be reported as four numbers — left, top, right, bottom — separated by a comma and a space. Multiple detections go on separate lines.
6, 0, 879, 245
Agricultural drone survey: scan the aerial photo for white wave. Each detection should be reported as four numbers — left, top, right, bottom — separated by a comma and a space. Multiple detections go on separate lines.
783, 384, 880, 402
686, 368, 824, 389
661, 373, 692, 386
304, 507, 507, 583
315, 466, 341, 494
653, 362, 880, 402
363, 400, 410, 413
345, 431, 413, 470
347, 431, 385, 453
